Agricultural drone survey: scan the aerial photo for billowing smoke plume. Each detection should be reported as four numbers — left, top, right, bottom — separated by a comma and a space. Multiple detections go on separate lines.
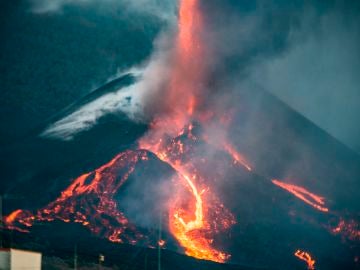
41, 36, 173, 140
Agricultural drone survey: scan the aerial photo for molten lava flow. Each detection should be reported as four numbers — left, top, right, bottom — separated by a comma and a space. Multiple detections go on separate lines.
223, 142, 252, 171
140, 124, 236, 263
5, 209, 23, 224
168, 167, 235, 262
294, 250, 316, 270
272, 179, 329, 212
5, 150, 151, 244
178, 0, 198, 54
271, 180, 360, 243
169, 172, 231, 262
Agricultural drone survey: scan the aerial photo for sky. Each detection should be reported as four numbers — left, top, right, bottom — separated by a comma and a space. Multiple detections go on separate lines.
0, 0, 359, 153
248, 1, 360, 153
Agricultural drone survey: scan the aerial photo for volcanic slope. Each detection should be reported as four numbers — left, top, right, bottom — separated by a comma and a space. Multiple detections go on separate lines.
2, 84, 360, 270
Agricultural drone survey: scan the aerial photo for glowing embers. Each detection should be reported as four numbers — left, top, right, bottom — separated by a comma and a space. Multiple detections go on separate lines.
272, 179, 329, 212
332, 218, 360, 241
158, 239, 166, 247
294, 250, 316, 270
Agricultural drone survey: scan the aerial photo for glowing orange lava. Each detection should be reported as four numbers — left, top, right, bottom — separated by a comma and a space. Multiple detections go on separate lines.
158, 239, 166, 247
272, 179, 328, 212
4, 209, 23, 224
223, 142, 252, 171
294, 249, 316, 270
169, 171, 230, 262
139, 124, 236, 263
162, 0, 205, 130
5, 150, 150, 244
332, 218, 360, 241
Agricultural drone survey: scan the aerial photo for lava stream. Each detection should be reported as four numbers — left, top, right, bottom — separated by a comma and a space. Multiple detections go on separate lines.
294, 250, 316, 270
272, 179, 329, 212
4, 150, 150, 244
223, 142, 252, 171
139, 127, 235, 263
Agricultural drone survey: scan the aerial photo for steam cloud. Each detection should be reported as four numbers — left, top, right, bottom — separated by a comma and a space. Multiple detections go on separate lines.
41, 82, 142, 140
42, 33, 173, 140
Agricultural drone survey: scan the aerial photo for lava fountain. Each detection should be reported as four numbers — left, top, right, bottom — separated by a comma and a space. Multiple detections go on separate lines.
137, 0, 236, 261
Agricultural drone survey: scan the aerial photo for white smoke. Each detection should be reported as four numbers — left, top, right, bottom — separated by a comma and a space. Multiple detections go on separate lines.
41, 33, 173, 140
41, 83, 142, 140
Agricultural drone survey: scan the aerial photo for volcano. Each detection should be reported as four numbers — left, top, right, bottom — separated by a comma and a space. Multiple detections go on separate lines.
1, 0, 360, 269
2, 81, 360, 269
